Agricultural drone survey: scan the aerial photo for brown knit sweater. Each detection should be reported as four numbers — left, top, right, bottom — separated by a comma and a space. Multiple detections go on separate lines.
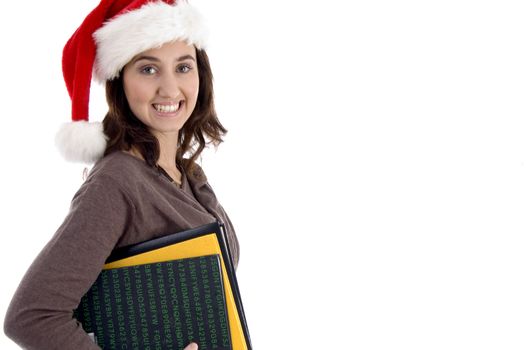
4, 151, 239, 349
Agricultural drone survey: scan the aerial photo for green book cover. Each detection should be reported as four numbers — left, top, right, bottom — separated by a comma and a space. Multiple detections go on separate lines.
74, 254, 232, 350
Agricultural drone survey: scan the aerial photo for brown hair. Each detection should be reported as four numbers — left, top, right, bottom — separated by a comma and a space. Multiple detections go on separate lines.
102, 48, 226, 175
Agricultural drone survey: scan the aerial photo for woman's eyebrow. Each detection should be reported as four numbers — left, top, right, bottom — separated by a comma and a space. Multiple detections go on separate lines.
176, 54, 196, 62
131, 54, 196, 64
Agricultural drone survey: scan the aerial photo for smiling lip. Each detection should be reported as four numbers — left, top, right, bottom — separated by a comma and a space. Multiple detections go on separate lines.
152, 101, 183, 116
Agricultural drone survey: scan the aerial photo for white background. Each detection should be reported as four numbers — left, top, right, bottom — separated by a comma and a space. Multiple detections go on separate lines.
1, 0, 525, 349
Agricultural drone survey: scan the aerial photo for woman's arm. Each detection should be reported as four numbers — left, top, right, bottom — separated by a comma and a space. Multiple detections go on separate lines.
4, 176, 134, 349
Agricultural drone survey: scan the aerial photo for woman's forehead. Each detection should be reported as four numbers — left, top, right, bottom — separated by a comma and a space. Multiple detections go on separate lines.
138, 41, 196, 59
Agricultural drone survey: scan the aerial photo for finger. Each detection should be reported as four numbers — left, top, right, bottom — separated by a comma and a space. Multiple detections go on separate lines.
184, 342, 198, 350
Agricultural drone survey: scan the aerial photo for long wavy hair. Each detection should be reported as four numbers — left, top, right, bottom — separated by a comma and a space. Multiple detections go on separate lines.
102, 48, 226, 176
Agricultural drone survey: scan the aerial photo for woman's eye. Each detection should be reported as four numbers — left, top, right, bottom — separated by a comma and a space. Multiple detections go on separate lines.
141, 66, 157, 75
177, 64, 192, 73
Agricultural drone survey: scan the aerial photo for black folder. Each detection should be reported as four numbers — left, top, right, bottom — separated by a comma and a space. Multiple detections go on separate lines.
74, 221, 251, 349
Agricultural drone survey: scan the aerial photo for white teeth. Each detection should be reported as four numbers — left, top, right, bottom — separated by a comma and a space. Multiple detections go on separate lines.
154, 102, 180, 113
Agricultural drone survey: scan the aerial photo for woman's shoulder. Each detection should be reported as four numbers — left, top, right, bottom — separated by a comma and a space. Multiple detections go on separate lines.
87, 151, 154, 185
87, 152, 211, 189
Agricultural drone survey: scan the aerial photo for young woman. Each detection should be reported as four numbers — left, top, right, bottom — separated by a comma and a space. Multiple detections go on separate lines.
4, 1, 239, 349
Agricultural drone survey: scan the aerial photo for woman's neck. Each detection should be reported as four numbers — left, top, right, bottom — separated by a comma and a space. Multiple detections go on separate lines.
125, 134, 182, 186
155, 133, 179, 171
125, 131, 180, 171
156, 136, 182, 186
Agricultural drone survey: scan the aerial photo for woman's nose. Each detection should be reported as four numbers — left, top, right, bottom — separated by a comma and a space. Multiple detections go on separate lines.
157, 73, 181, 98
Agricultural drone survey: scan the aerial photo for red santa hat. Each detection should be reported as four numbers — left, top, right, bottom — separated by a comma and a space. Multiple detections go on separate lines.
56, 0, 208, 163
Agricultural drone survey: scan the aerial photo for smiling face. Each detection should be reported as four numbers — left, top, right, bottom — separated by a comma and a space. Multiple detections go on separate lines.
122, 40, 199, 140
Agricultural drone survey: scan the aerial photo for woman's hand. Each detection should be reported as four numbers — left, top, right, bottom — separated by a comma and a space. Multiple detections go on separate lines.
184, 342, 198, 350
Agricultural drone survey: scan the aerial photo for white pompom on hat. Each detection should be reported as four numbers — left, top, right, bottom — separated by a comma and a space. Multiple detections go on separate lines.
57, 0, 208, 163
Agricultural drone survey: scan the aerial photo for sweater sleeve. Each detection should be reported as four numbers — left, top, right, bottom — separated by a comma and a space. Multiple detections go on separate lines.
216, 201, 240, 269
4, 176, 135, 350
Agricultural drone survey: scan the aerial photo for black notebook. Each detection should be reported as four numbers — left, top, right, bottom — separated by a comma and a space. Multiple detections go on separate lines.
74, 255, 232, 349
74, 221, 251, 350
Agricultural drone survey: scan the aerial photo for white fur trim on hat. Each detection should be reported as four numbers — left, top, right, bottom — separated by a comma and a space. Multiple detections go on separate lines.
55, 121, 107, 164
93, 1, 208, 82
